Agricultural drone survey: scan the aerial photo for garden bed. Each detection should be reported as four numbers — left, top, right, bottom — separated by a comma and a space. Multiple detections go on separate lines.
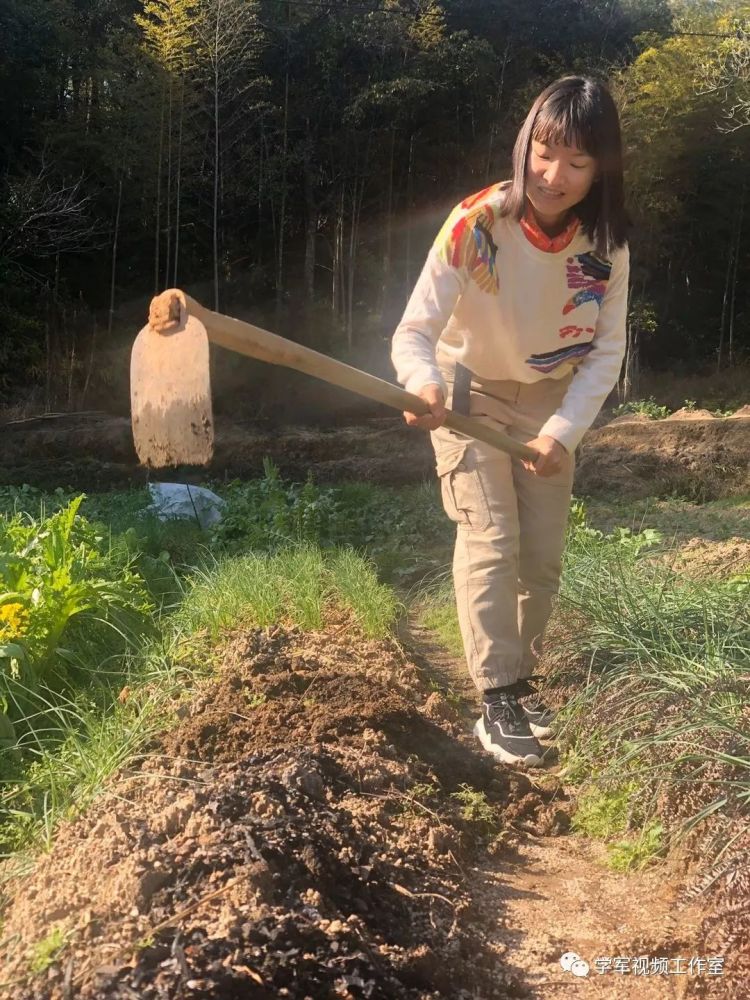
0, 622, 563, 999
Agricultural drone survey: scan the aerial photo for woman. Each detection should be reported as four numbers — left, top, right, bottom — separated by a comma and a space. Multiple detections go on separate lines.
392, 76, 630, 766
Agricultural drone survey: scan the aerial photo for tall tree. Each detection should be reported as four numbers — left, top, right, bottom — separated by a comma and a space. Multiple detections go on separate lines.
194, 0, 264, 310
136, 0, 196, 289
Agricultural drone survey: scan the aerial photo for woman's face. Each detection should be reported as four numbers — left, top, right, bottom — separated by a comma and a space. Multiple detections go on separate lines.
526, 138, 598, 225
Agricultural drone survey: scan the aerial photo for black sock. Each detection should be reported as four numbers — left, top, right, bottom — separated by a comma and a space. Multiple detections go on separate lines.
482, 683, 515, 702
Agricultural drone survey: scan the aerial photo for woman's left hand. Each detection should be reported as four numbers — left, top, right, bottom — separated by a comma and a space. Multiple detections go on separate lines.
521, 434, 569, 477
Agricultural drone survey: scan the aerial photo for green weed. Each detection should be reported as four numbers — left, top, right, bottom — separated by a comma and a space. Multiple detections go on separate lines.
571, 780, 663, 870
557, 730, 610, 785
213, 465, 447, 581
426, 678, 465, 711
410, 781, 440, 802
571, 783, 634, 840
397, 781, 441, 820
29, 925, 68, 975
0, 631, 202, 856
451, 784, 498, 830
607, 822, 664, 871
178, 544, 399, 639
611, 397, 671, 420
0, 472, 422, 864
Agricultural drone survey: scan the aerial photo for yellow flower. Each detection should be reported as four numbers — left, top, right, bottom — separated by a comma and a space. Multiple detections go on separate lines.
0, 603, 28, 639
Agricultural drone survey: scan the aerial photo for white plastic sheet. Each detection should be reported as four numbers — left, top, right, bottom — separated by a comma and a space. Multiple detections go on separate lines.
147, 483, 225, 529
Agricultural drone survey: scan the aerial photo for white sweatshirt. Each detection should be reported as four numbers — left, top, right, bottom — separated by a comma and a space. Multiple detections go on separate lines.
391, 181, 630, 452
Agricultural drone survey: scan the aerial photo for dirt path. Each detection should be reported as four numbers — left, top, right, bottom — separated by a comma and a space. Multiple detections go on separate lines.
403, 617, 705, 1000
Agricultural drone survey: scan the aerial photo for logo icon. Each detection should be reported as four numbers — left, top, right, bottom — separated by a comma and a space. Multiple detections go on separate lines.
560, 952, 590, 978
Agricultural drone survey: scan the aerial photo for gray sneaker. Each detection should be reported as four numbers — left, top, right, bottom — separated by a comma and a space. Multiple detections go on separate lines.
513, 678, 556, 739
474, 692, 543, 766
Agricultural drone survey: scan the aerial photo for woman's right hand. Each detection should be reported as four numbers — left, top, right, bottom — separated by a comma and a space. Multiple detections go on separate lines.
403, 383, 447, 431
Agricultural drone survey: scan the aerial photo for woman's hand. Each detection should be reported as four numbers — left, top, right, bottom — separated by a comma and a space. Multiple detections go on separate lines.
521, 434, 568, 477
403, 383, 446, 431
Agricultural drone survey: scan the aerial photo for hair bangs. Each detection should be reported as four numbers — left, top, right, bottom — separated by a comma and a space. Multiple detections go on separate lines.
531, 98, 597, 157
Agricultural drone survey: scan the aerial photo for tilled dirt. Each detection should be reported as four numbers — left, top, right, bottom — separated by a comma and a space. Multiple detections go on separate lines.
2, 410, 748, 501
0, 416, 435, 492
576, 413, 750, 501
644, 535, 750, 579
0, 623, 565, 1000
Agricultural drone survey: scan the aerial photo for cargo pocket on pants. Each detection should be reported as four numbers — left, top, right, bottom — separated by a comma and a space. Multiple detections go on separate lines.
436, 444, 492, 531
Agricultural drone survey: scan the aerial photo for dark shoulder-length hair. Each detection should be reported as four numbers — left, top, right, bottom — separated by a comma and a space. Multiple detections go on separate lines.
500, 76, 628, 258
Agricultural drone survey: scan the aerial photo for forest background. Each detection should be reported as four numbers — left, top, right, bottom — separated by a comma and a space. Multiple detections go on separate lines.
1, 0, 749, 419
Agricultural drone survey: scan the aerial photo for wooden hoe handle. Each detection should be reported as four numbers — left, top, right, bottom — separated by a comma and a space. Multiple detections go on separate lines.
161, 291, 538, 463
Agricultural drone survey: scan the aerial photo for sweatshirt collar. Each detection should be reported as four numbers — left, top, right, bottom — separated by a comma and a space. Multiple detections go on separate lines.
520, 202, 580, 253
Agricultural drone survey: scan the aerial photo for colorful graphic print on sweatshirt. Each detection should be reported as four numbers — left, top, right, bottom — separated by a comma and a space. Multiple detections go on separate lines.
525, 342, 597, 374
526, 252, 613, 373
562, 253, 611, 315
433, 182, 503, 294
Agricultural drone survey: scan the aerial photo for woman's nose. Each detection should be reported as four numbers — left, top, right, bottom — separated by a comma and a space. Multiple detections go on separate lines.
544, 160, 564, 186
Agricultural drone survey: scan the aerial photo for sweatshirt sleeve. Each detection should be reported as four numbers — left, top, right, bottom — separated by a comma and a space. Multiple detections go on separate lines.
391, 220, 468, 396
539, 243, 630, 453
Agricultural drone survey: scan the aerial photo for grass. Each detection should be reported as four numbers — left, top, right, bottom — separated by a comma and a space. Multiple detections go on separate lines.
554, 505, 750, 868
417, 566, 464, 655
328, 548, 402, 637
0, 630, 206, 857
0, 470, 427, 863
176, 545, 400, 638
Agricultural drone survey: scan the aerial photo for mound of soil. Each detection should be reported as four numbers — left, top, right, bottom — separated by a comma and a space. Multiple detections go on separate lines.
664, 408, 717, 421
0, 624, 564, 1000
645, 536, 750, 579
603, 413, 654, 426
575, 415, 750, 501
0, 415, 434, 492
2, 408, 748, 502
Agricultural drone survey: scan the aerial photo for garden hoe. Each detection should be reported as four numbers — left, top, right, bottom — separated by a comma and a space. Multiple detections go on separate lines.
130, 289, 538, 468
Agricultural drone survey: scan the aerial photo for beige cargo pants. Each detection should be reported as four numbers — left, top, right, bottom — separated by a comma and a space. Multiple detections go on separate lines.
431, 357, 575, 693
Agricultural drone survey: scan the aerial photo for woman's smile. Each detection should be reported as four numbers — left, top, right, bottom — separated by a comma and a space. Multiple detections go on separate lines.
537, 185, 565, 200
